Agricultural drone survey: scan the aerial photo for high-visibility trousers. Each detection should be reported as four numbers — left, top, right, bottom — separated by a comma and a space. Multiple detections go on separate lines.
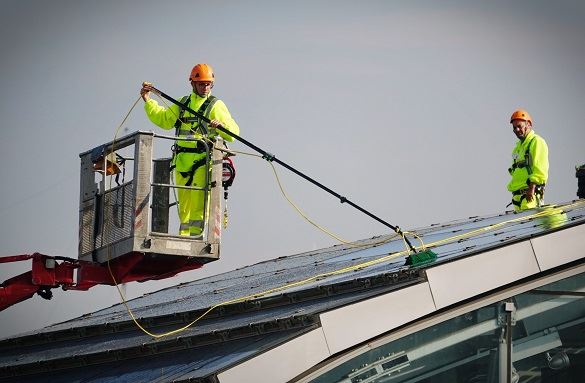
175, 165, 210, 237
511, 192, 542, 212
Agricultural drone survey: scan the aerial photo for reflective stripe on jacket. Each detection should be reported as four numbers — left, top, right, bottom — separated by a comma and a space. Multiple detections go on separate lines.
507, 130, 549, 192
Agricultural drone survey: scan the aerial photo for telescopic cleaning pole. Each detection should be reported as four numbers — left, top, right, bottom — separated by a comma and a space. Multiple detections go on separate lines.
147, 84, 418, 253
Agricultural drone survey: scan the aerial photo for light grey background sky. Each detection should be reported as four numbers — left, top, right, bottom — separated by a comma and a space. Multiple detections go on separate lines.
1, 0, 584, 339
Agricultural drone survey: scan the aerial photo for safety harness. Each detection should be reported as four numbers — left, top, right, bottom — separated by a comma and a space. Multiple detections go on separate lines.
508, 136, 545, 208
171, 93, 237, 228
508, 136, 536, 175
511, 185, 545, 208
172, 94, 218, 186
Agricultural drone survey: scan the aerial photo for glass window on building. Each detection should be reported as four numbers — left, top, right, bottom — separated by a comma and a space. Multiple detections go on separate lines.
309, 272, 585, 383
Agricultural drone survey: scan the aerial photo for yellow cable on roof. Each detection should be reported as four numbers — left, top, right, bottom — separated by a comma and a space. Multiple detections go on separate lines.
133, 200, 581, 339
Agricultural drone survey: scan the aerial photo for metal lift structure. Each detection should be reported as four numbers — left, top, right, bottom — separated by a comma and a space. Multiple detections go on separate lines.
0, 131, 230, 311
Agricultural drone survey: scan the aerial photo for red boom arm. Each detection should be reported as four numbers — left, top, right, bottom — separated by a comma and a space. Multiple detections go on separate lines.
0, 252, 203, 311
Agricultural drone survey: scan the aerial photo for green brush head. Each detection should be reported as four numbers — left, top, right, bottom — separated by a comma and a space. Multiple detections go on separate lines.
405, 249, 438, 267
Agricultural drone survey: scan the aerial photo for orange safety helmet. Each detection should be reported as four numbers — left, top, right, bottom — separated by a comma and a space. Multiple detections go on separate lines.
510, 109, 532, 124
189, 63, 215, 82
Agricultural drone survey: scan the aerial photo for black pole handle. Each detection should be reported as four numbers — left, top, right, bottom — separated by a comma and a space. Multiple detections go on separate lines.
148, 85, 415, 252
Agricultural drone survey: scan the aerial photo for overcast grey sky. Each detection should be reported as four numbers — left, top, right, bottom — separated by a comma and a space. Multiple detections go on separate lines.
1, 0, 584, 338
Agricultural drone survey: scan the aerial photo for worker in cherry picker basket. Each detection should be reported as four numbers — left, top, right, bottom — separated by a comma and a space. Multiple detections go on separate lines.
140, 63, 239, 236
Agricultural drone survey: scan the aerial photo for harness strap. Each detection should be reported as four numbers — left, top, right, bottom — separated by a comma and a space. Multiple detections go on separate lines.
173, 95, 217, 137
509, 160, 527, 172
511, 193, 543, 208
174, 95, 191, 137
512, 184, 545, 196
174, 141, 208, 153
180, 157, 208, 187
525, 136, 536, 175
510, 184, 545, 208
172, 94, 219, 188
509, 136, 536, 173
512, 198, 522, 207
197, 95, 217, 134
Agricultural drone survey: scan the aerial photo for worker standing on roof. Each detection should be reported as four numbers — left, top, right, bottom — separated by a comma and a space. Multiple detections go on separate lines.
140, 64, 240, 236
507, 109, 549, 211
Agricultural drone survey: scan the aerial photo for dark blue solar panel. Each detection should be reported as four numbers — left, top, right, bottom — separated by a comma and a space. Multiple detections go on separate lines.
12, 200, 583, 335
7, 329, 302, 383
1, 200, 583, 382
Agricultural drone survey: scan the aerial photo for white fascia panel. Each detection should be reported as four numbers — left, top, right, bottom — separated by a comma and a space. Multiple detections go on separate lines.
426, 241, 540, 310
531, 224, 585, 271
217, 328, 330, 383
319, 282, 436, 354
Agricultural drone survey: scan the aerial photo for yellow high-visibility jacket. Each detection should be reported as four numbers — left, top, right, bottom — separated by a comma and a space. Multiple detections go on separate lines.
507, 130, 549, 192
144, 92, 239, 173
